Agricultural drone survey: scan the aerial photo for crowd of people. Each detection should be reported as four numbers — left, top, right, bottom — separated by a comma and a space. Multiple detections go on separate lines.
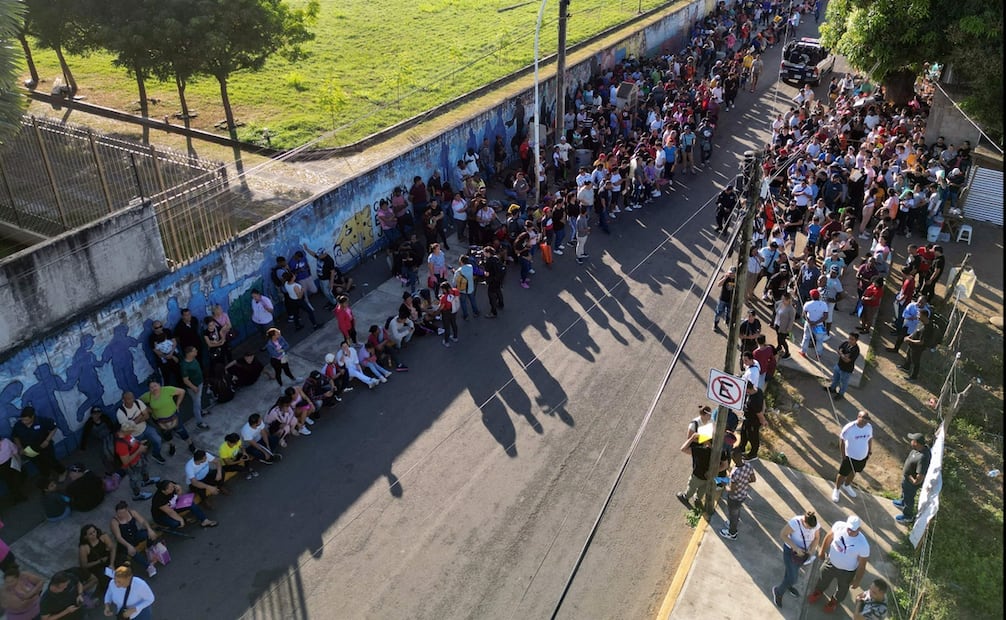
0, 0, 971, 617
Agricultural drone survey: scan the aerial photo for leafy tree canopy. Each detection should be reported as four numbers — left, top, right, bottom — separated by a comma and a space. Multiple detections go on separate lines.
821, 0, 1003, 142
0, 0, 26, 144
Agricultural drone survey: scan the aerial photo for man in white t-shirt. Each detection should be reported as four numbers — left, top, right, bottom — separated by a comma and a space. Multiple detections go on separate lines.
240, 413, 279, 464
773, 510, 822, 606
808, 515, 870, 613
116, 392, 165, 465
832, 411, 873, 502
800, 289, 829, 357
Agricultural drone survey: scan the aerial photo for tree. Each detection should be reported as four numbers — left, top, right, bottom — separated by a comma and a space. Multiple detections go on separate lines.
92, 0, 163, 143
23, 0, 96, 95
199, 0, 318, 144
16, 25, 38, 89
821, 0, 1003, 139
0, 0, 26, 144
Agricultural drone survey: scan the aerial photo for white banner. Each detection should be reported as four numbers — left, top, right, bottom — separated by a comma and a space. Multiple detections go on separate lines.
910, 423, 946, 548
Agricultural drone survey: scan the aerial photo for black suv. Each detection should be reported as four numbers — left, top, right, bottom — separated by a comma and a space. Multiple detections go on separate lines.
780, 38, 836, 86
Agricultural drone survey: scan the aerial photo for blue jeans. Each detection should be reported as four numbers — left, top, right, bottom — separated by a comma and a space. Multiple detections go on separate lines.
519, 256, 532, 282
154, 503, 208, 528
460, 292, 480, 318
318, 278, 338, 306
776, 544, 803, 594
714, 299, 731, 326
801, 323, 823, 356
553, 227, 566, 249
136, 424, 163, 457
900, 478, 921, 518
829, 365, 852, 395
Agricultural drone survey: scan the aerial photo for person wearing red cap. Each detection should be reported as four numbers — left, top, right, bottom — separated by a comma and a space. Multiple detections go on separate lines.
799, 288, 829, 358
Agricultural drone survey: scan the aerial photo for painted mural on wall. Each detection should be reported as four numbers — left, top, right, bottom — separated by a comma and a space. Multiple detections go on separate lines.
0, 0, 709, 451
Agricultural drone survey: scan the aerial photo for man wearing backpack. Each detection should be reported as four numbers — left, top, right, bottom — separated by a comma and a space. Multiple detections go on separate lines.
453, 256, 480, 319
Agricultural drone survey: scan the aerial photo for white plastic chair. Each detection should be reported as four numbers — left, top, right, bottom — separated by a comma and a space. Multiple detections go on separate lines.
956, 224, 973, 246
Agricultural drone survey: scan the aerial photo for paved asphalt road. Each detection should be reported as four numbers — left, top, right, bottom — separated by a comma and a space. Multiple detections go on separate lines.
148, 26, 831, 620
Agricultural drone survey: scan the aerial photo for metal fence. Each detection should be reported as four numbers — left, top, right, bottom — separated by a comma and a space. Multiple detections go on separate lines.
0, 115, 233, 265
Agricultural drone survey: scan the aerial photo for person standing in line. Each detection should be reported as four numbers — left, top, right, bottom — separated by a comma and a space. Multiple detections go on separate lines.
574, 205, 590, 265
282, 272, 320, 331
735, 381, 766, 461
832, 411, 873, 503
799, 288, 829, 358
893, 432, 931, 525
771, 510, 821, 607
808, 515, 871, 614
713, 266, 736, 332
249, 289, 275, 350
827, 332, 861, 399
180, 346, 209, 430
264, 328, 297, 387
773, 292, 797, 358
918, 244, 944, 299
719, 451, 757, 540
899, 308, 934, 381
438, 282, 460, 347
103, 565, 155, 620
483, 246, 505, 318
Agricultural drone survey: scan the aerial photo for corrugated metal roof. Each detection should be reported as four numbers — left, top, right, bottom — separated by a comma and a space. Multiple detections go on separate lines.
963, 167, 1003, 226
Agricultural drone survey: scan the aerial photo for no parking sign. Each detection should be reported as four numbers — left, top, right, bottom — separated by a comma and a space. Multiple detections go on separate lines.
706, 368, 746, 411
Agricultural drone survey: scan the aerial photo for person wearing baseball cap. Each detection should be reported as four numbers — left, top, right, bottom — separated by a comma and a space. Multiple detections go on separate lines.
713, 265, 737, 332
800, 288, 829, 358
894, 433, 931, 524
808, 514, 871, 613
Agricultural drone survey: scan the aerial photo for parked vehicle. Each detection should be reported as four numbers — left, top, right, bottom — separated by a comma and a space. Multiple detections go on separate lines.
780, 37, 836, 86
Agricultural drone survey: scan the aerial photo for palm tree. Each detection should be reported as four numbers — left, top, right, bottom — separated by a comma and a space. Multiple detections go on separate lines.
0, 0, 27, 144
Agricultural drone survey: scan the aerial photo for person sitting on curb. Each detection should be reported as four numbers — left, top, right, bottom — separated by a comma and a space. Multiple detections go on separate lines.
109, 500, 160, 578
151, 480, 217, 529
219, 433, 257, 482
336, 340, 381, 388
184, 450, 227, 507
240, 414, 281, 465
113, 427, 158, 502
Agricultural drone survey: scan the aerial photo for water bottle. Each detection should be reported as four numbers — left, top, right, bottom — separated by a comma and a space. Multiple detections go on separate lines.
988, 469, 1000, 478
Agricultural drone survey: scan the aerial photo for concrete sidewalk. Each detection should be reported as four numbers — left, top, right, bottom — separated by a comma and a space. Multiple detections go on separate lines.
7, 238, 482, 577
664, 460, 902, 619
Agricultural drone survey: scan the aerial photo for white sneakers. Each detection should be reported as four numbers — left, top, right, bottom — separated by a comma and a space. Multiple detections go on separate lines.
299, 427, 312, 436
147, 565, 158, 577
831, 488, 841, 503
842, 484, 858, 498
304, 417, 315, 426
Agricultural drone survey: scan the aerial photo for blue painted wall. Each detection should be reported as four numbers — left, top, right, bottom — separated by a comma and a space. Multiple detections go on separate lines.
0, 0, 708, 451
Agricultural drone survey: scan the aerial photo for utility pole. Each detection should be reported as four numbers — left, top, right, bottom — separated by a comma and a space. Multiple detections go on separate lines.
555, 0, 569, 147
701, 150, 763, 515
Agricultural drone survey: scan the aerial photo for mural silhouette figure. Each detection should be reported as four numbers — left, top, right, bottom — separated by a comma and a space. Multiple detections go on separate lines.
21, 364, 73, 438
0, 381, 24, 435
100, 324, 142, 393
65, 334, 106, 422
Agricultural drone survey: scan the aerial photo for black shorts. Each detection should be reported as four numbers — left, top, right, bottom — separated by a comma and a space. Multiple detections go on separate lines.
839, 455, 868, 476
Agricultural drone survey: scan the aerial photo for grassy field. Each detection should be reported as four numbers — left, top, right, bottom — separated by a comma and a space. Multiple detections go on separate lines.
22, 0, 672, 149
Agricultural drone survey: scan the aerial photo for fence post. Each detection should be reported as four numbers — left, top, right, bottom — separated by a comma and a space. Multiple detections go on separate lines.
31, 116, 69, 230
88, 130, 116, 214
0, 160, 24, 229
940, 253, 971, 307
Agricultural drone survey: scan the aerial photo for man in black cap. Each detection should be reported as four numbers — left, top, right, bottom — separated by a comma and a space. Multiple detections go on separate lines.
893, 433, 931, 524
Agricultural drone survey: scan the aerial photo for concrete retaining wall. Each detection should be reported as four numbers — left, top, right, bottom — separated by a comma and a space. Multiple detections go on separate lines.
0, 0, 709, 449
0, 200, 168, 352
